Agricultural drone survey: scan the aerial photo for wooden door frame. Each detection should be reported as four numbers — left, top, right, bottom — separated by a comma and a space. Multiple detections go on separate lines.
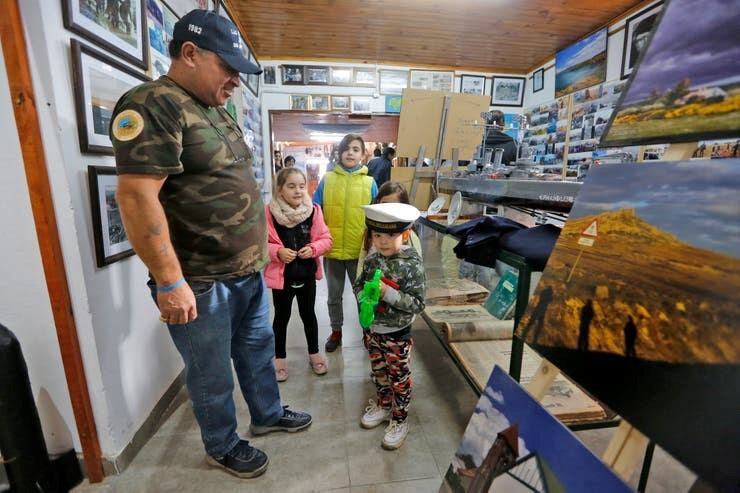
0, 0, 104, 482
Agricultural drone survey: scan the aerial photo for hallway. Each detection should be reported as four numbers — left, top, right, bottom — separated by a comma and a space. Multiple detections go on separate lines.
74, 277, 480, 492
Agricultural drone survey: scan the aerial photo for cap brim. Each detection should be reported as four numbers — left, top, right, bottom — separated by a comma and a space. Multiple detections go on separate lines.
218, 51, 263, 75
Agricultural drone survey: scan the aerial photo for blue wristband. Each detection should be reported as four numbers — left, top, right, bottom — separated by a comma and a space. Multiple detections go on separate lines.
157, 277, 186, 293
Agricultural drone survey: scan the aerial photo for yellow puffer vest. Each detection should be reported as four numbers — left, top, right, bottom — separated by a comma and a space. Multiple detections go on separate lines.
323, 165, 374, 260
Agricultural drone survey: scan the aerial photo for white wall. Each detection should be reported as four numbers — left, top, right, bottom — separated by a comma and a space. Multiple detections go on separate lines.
15, 0, 183, 460
523, 0, 661, 108
258, 60, 525, 190
0, 41, 78, 455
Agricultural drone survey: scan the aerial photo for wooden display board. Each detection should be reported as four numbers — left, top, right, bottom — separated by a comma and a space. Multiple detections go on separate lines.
396, 88, 488, 160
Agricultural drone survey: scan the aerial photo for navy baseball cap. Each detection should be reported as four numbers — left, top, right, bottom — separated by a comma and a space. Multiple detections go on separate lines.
173, 9, 262, 75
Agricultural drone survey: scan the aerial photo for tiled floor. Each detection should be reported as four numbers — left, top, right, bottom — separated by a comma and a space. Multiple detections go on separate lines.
74, 277, 696, 492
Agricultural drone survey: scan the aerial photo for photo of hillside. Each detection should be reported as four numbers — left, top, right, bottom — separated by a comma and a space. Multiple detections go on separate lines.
602, 0, 740, 145
516, 160, 740, 492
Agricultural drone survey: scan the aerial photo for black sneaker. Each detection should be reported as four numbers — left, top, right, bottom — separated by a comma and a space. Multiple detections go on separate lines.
206, 440, 268, 478
249, 406, 313, 436
324, 331, 342, 352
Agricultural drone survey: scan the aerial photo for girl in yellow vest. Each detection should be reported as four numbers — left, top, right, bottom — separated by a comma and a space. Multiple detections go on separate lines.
313, 134, 378, 352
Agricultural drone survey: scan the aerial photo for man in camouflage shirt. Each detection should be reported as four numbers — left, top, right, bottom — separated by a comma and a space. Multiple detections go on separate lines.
353, 203, 425, 450
111, 10, 310, 479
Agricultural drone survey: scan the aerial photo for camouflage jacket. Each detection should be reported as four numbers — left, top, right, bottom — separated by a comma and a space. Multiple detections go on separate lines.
353, 246, 426, 334
110, 76, 267, 280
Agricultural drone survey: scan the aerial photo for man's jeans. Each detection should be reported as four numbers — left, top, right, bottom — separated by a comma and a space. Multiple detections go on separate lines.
150, 273, 283, 457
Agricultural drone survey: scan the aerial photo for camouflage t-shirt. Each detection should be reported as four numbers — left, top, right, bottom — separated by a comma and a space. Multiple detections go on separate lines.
353, 246, 426, 334
110, 76, 267, 280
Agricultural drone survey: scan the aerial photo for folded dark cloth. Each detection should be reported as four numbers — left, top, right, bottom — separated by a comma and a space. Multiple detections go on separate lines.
452, 216, 526, 268
499, 224, 562, 271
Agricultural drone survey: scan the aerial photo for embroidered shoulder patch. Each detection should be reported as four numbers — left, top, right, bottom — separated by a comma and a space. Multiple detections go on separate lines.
112, 109, 145, 141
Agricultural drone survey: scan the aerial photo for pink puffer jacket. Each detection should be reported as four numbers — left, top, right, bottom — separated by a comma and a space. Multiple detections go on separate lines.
264, 203, 333, 290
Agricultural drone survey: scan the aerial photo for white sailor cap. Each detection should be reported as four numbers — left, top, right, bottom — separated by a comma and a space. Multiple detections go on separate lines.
362, 203, 420, 233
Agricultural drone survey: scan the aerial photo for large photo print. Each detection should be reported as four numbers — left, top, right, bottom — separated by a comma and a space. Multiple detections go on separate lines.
602, 0, 740, 146
555, 28, 607, 98
516, 160, 740, 491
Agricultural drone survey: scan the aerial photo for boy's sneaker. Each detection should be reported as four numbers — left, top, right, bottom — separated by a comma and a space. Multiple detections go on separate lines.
206, 440, 268, 478
360, 399, 391, 429
325, 330, 342, 352
249, 406, 312, 436
382, 421, 409, 450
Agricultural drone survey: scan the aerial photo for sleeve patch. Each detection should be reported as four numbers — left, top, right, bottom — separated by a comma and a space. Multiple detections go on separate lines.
112, 109, 145, 141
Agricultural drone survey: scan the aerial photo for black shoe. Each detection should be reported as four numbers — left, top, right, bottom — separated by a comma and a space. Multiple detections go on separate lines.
207, 440, 268, 478
249, 406, 313, 436
324, 331, 342, 352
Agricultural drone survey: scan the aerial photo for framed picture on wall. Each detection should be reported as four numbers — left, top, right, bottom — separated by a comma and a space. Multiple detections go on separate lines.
290, 94, 310, 110
351, 96, 372, 113
533, 68, 545, 93
353, 68, 376, 86
460, 74, 486, 95
310, 95, 330, 111
331, 95, 350, 111
379, 70, 408, 95
88, 165, 135, 267
621, 2, 664, 80
62, 0, 149, 69
330, 67, 352, 85
282, 65, 305, 85
263, 66, 276, 85
490, 76, 526, 107
305, 66, 330, 85
409, 70, 454, 92
71, 40, 150, 155
246, 52, 260, 96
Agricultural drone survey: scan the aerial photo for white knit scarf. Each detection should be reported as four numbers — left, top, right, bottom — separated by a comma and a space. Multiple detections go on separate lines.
269, 194, 313, 228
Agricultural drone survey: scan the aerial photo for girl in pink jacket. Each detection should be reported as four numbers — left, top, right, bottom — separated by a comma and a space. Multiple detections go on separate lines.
265, 168, 333, 381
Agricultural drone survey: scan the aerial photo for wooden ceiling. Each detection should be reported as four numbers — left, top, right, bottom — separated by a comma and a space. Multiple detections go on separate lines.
226, 0, 645, 73
271, 111, 399, 142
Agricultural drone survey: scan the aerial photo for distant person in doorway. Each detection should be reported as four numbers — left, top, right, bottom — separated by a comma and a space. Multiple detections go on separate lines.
111, 10, 311, 479
265, 168, 333, 381
483, 110, 517, 164
577, 299, 595, 351
283, 155, 296, 168
373, 147, 382, 157
367, 146, 396, 187
527, 286, 554, 344
313, 134, 378, 352
624, 315, 638, 358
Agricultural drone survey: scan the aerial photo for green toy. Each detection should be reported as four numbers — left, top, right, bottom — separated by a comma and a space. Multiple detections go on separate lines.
359, 269, 383, 329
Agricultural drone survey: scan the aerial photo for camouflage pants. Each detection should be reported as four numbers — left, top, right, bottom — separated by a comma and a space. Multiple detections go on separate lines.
363, 331, 413, 423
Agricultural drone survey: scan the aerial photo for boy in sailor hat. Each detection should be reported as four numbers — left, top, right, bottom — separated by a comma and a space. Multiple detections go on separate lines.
353, 203, 426, 450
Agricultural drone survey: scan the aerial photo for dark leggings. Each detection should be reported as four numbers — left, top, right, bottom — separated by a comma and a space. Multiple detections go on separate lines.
271, 279, 319, 358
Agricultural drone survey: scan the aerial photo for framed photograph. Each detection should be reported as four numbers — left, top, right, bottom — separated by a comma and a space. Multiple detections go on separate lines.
555, 28, 607, 97
459, 74, 486, 95
310, 95, 330, 111
602, 0, 739, 147
246, 52, 260, 96
263, 66, 276, 85
62, 0, 148, 69
282, 65, 305, 85
351, 96, 372, 113
621, 2, 664, 80
379, 70, 408, 95
290, 94, 310, 110
88, 165, 135, 267
353, 68, 376, 86
385, 95, 402, 113
71, 40, 150, 154
305, 66, 330, 85
330, 67, 352, 86
149, 49, 170, 79
490, 76, 526, 107
331, 95, 350, 111
532, 68, 545, 93
409, 70, 454, 92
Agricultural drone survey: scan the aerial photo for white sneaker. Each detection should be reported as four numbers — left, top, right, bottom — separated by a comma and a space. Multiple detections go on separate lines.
360, 399, 391, 429
382, 421, 409, 450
